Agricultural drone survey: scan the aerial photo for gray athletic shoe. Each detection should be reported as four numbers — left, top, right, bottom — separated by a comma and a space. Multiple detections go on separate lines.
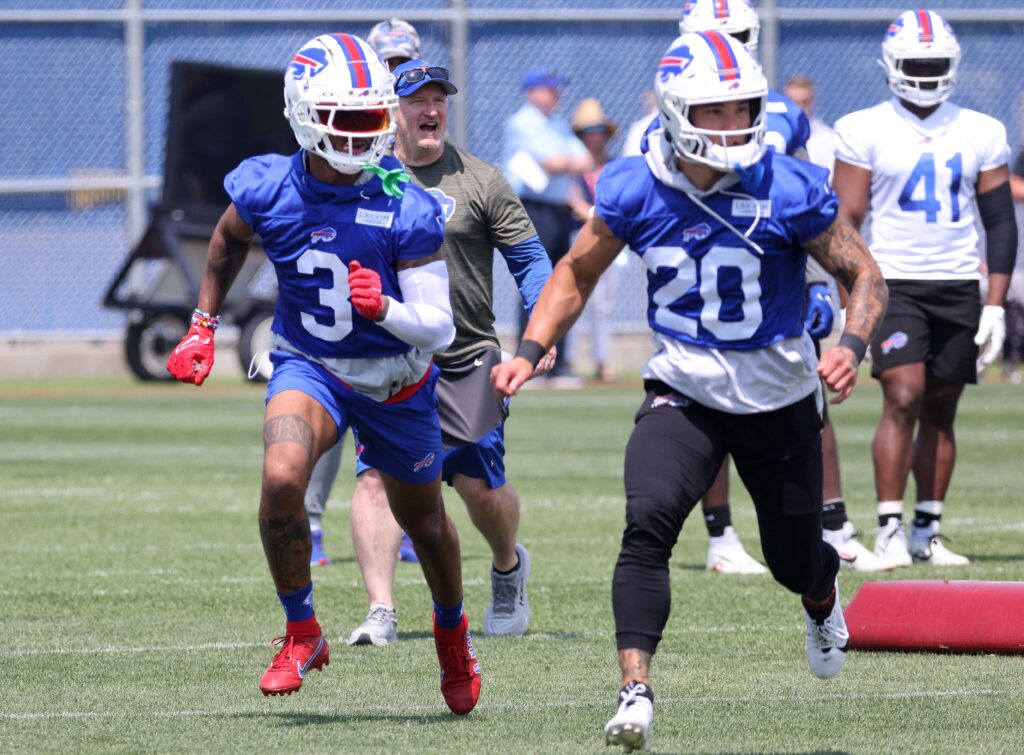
484, 543, 531, 636
346, 604, 398, 646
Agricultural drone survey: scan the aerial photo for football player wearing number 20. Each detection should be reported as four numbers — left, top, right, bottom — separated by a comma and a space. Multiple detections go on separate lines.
165, 33, 480, 715
833, 10, 1018, 569
492, 31, 887, 752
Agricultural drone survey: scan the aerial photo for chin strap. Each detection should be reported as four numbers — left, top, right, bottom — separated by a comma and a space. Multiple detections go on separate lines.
361, 163, 411, 198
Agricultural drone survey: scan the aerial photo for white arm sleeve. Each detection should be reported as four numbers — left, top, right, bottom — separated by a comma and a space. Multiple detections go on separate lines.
379, 259, 456, 353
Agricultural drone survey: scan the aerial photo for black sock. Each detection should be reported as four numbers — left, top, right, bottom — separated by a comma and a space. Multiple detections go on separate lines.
912, 510, 940, 529
878, 512, 903, 529
620, 680, 654, 704
704, 505, 732, 537
493, 554, 520, 576
822, 498, 847, 531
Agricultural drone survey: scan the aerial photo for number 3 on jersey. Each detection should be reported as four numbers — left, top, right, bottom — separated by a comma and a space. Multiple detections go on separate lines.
297, 248, 353, 341
898, 152, 962, 222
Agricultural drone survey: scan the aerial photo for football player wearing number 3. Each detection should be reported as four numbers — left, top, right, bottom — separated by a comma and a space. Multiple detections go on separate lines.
492, 32, 886, 752
833, 10, 1018, 569
165, 33, 481, 715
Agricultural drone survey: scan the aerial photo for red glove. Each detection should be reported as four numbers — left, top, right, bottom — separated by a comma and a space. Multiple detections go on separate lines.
348, 260, 385, 321
166, 323, 215, 385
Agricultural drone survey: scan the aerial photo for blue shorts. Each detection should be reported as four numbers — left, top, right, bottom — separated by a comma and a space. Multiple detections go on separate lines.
356, 423, 507, 489
266, 351, 443, 484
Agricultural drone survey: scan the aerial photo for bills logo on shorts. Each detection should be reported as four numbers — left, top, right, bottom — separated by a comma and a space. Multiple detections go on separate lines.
881, 331, 909, 355
413, 452, 436, 472
310, 227, 337, 244
652, 392, 691, 409
683, 222, 712, 243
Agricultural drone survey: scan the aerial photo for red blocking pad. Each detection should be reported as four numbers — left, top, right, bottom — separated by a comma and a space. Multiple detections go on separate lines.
846, 580, 1024, 654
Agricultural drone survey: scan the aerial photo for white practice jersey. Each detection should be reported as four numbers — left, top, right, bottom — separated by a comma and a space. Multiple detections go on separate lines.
834, 98, 1009, 280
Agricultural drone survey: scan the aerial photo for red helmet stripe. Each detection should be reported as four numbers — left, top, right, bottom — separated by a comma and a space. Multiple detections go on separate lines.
332, 33, 371, 88
915, 9, 934, 43
699, 31, 739, 81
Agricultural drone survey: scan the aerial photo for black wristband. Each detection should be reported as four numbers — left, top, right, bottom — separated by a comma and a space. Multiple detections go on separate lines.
838, 333, 868, 363
514, 339, 547, 368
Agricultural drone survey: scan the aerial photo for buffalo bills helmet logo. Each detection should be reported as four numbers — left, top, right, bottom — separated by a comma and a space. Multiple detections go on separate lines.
425, 188, 457, 222
886, 18, 904, 37
658, 44, 694, 83
291, 47, 329, 80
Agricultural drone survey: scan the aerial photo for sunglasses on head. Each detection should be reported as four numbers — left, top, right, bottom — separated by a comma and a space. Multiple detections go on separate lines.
397, 66, 449, 87
315, 106, 390, 134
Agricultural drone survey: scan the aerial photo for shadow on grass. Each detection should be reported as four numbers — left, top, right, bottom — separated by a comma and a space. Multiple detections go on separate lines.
238, 710, 473, 726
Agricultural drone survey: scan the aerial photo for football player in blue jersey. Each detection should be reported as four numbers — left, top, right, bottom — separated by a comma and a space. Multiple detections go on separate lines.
493, 32, 887, 751
165, 33, 480, 715
674, 0, 890, 574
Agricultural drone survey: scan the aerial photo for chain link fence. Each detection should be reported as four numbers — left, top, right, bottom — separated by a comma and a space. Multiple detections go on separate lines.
2, 1, 1022, 337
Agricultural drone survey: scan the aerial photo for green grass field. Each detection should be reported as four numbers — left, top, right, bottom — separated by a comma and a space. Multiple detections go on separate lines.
3, 375, 1023, 753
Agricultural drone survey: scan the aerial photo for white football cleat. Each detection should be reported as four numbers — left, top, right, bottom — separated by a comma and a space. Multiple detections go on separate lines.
804, 579, 849, 680
706, 526, 768, 574
909, 528, 970, 566
604, 682, 653, 752
823, 522, 893, 572
873, 518, 912, 568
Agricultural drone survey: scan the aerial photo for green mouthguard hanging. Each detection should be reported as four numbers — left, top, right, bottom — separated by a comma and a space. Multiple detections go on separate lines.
362, 163, 411, 198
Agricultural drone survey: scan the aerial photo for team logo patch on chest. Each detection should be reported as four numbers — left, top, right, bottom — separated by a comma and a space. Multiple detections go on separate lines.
683, 222, 712, 243
425, 188, 457, 221
310, 227, 337, 243
355, 208, 394, 228
731, 199, 772, 217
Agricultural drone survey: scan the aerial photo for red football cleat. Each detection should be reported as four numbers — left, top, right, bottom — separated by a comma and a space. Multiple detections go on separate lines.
433, 612, 481, 715
258, 632, 329, 696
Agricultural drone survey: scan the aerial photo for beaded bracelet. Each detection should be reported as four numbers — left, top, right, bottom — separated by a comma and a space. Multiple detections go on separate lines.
191, 309, 220, 331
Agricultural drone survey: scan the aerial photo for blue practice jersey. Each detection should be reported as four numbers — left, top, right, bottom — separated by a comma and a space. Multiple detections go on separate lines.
226, 152, 445, 361
595, 151, 836, 351
765, 88, 810, 156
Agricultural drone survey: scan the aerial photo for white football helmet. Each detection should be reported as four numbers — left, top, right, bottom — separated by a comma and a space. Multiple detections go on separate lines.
283, 33, 398, 174
367, 18, 421, 63
654, 31, 768, 171
880, 9, 960, 107
679, 0, 760, 54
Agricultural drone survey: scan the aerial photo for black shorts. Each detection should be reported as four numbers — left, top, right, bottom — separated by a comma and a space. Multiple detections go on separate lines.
623, 382, 824, 531
436, 346, 509, 449
870, 279, 981, 384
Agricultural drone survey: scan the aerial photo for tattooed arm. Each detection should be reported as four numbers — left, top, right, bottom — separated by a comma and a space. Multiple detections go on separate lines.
197, 203, 256, 316
802, 216, 888, 404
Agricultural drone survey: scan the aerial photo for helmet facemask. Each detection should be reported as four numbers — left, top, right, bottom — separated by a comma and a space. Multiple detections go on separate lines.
660, 93, 766, 171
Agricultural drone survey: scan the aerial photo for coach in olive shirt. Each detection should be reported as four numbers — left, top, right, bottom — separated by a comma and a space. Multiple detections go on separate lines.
345, 60, 554, 642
